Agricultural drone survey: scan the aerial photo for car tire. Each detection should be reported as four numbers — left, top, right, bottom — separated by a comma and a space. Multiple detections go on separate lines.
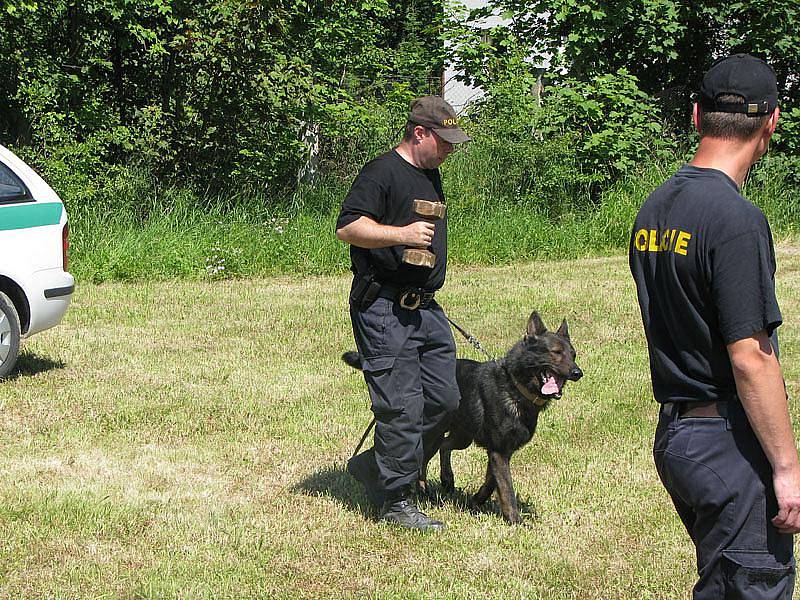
0, 291, 20, 380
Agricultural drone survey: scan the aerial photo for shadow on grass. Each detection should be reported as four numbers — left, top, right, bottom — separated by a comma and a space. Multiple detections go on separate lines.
419, 481, 539, 524
294, 465, 538, 524
8, 351, 65, 379
293, 463, 378, 518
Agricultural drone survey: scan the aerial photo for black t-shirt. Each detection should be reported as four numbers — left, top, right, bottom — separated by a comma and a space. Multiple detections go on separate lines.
629, 165, 782, 404
336, 149, 447, 290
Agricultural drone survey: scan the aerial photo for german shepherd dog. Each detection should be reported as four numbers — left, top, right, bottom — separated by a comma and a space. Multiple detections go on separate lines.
344, 311, 582, 524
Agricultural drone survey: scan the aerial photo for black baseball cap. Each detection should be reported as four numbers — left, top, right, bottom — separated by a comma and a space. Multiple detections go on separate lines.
408, 96, 471, 144
699, 54, 778, 116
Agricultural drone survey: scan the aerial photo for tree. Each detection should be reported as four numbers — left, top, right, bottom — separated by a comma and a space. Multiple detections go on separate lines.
0, 0, 445, 199
457, 1, 800, 123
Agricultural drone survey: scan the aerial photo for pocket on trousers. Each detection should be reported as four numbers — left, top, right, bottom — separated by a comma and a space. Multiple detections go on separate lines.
357, 298, 389, 350
361, 355, 400, 417
722, 550, 796, 598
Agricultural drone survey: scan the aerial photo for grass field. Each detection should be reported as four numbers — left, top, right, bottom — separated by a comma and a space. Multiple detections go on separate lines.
2, 250, 800, 598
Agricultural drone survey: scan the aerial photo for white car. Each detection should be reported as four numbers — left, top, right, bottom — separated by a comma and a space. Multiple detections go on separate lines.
0, 144, 73, 379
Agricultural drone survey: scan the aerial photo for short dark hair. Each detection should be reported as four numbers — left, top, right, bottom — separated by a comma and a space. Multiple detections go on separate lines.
403, 121, 429, 141
700, 94, 771, 141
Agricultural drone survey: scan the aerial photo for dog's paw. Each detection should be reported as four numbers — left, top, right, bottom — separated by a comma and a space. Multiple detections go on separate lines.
468, 494, 489, 511
426, 488, 447, 506
503, 513, 525, 526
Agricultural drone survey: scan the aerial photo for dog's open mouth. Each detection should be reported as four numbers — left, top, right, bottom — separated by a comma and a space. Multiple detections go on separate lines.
539, 371, 565, 399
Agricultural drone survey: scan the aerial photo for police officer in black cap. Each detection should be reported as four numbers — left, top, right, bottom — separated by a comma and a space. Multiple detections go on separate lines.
630, 54, 800, 597
336, 96, 470, 531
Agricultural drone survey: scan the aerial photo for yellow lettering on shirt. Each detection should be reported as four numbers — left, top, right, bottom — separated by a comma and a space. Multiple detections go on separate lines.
635, 229, 648, 251
659, 229, 671, 251
633, 228, 693, 256
674, 231, 692, 255
648, 229, 659, 252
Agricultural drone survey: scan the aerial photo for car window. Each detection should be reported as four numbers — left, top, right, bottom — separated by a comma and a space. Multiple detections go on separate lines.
0, 161, 30, 203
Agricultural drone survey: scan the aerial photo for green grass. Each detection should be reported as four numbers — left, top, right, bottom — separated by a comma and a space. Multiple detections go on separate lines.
3, 249, 800, 597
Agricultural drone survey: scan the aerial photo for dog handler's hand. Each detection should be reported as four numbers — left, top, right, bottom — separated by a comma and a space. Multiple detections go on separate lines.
401, 221, 435, 248
772, 466, 800, 534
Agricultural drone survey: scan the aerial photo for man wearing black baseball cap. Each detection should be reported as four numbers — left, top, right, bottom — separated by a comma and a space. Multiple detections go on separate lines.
630, 54, 799, 598
335, 97, 469, 531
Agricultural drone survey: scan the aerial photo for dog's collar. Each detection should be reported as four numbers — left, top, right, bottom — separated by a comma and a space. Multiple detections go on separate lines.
498, 359, 548, 407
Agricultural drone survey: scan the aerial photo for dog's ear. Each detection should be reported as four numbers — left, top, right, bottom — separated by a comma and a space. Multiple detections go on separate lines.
526, 311, 547, 339
556, 319, 570, 340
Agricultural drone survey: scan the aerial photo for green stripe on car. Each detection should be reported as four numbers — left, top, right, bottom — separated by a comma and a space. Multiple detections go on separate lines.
0, 202, 63, 231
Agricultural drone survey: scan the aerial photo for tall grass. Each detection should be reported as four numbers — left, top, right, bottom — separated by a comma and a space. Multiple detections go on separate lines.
745, 154, 800, 237
66, 148, 800, 283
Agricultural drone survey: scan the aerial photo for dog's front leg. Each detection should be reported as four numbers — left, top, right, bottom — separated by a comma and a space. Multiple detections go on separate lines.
471, 456, 496, 506
417, 461, 429, 497
489, 451, 521, 524
439, 436, 457, 492
439, 432, 471, 493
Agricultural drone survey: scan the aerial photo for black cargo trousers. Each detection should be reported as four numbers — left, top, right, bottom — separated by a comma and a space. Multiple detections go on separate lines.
350, 293, 460, 496
655, 401, 795, 599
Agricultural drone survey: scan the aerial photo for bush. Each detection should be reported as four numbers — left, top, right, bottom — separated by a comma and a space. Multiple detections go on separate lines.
538, 70, 672, 179
442, 64, 671, 217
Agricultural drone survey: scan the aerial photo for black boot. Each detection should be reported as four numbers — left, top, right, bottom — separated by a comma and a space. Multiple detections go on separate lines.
347, 448, 385, 507
380, 491, 446, 531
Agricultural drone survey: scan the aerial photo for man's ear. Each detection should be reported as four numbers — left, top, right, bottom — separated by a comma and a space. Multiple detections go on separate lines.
759, 107, 780, 158
767, 106, 780, 136
692, 102, 702, 134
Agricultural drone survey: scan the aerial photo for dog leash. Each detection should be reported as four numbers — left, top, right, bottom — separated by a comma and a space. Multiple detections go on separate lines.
352, 418, 377, 458
350, 313, 493, 458
446, 315, 495, 360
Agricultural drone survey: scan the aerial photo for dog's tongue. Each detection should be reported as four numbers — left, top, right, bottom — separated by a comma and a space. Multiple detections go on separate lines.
542, 375, 560, 395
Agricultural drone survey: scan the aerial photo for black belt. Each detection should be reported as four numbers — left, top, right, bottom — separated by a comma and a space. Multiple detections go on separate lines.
378, 283, 435, 310
662, 400, 727, 418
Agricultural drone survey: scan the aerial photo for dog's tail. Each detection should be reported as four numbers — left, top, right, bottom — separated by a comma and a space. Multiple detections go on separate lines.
342, 351, 363, 370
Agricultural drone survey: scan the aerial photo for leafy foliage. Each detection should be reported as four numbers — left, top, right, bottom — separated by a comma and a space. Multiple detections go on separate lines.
445, 15, 670, 187
442, 0, 800, 190
2, 0, 799, 224
453, 73, 604, 210
539, 70, 668, 176
475, 1, 800, 99
0, 0, 443, 204
450, 0, 800, 138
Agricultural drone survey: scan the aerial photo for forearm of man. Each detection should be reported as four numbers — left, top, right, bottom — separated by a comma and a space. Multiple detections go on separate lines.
336, 216, 432, 249
729, 331, 800, 533
730, 333, 797, 471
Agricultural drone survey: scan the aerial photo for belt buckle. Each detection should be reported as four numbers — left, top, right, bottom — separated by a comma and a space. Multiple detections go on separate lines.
398, 288, 424, 310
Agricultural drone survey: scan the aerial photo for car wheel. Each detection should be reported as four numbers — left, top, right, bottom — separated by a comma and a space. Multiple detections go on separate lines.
0, 291, 20, 380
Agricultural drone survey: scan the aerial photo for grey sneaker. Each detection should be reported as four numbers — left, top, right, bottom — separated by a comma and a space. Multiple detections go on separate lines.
347, 449, 385, 507
380, 497, 446, 531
